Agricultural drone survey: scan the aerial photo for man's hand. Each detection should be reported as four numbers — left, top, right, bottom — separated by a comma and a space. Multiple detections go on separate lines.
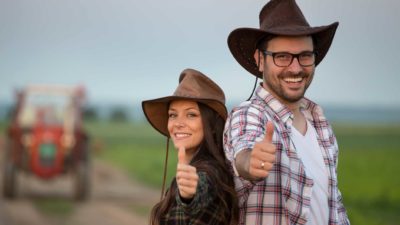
176, 147, 199, 200
235, 121, 276, 180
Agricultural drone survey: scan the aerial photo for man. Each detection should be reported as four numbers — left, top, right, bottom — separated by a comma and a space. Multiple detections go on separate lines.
223, 0, 350, 224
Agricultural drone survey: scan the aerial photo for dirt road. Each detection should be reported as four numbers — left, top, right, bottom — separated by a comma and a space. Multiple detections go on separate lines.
0, 159, 160, 225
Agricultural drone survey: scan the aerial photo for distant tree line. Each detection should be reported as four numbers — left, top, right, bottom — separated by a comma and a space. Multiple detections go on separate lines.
83, 105, 130, 122
0, 104, 144, 122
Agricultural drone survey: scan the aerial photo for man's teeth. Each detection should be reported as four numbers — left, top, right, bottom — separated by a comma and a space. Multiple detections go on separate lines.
283, 77, 303, 82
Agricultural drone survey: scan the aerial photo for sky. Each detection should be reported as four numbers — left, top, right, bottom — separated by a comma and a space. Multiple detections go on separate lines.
0, 0, 399, 109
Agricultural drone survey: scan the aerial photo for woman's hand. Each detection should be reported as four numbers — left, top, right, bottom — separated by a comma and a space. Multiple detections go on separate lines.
176, 147, 199, 200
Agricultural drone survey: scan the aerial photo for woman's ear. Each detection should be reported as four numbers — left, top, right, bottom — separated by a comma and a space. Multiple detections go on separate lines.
253, 49, 264, 73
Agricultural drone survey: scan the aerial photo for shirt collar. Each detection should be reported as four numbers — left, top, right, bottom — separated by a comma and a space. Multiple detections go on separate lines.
253, 84, 327, 125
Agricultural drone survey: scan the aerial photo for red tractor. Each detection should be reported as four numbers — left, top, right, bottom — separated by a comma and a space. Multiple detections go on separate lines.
2, 85, 90, 200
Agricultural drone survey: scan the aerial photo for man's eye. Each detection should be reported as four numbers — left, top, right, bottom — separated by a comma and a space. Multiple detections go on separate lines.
300, 52, 314, 58
275, 53, 290, 60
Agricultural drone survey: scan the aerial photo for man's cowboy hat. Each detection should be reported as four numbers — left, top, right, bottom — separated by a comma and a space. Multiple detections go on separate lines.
228, 0, 339, 78
142, 68, 227, 137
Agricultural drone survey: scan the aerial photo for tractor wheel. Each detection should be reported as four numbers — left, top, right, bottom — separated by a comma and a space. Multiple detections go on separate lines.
3, 144, 17, 199
73, 159, 90, 201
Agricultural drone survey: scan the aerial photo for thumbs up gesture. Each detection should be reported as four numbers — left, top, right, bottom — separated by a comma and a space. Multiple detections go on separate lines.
248, 121, 276, 179
176, 147, 199, 200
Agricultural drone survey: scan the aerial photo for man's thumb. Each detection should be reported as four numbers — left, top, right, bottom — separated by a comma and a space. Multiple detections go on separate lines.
178, 146, 188, 164
264, 121, 274, 143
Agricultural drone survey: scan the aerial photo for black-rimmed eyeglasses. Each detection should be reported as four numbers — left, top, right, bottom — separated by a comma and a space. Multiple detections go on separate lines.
261, 50, 316, 67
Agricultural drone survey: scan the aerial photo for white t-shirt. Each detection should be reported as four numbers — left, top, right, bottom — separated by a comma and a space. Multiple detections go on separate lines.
290, 120, 329, 225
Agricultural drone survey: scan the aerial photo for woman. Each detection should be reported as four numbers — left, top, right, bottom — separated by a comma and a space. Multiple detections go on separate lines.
142, 68, 238, 225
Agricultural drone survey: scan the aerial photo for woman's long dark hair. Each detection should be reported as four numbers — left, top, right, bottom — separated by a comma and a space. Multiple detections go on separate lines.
150, 102, 239, 225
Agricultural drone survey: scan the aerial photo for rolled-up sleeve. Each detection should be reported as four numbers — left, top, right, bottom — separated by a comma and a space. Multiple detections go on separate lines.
223, 102, 269, 205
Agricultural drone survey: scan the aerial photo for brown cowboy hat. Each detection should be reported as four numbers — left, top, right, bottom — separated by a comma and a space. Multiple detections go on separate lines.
228, 0, 339, 78
142, 68, 227, 137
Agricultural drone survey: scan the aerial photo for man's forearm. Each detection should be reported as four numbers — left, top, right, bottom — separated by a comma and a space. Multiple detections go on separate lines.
235, 149, 257, 181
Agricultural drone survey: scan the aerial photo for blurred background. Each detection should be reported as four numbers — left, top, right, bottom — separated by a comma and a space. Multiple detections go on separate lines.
0, 0, 399, 225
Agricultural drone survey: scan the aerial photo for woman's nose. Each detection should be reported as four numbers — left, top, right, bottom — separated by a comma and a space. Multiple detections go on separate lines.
173, 118, 185, 128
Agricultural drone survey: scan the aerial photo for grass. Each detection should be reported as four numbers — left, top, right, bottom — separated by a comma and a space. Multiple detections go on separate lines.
85, 121, 400, 225
333, 123, 400, 225
33, 198, 74, 217
1, 120, 399, 224
85, 121, 178, 188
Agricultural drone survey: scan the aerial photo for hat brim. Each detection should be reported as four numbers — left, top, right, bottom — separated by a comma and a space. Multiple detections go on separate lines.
228, 22, 339, 78
142, 96, 227, 137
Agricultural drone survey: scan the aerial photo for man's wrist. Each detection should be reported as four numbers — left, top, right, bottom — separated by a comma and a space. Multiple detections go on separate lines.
235, 149, 256, 180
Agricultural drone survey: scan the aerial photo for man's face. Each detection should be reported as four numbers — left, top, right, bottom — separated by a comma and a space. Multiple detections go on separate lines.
256, 36, 315, 104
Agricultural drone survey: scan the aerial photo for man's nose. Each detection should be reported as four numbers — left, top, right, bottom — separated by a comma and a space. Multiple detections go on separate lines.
287, 57, 303, 73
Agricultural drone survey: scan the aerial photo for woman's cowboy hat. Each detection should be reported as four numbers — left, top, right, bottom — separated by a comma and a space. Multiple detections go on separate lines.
142, 68, 227, 137
228, 0, 339, 78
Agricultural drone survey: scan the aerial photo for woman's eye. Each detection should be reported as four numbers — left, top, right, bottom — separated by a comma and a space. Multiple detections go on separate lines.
168, 113, 176, 118
187, 113, 198, 118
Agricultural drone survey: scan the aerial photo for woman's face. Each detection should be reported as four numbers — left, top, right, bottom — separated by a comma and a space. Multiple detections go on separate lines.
167, 100, 204, 157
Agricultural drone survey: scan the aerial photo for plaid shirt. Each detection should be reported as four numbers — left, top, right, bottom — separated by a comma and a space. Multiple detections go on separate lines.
160, 171, 228, 225
223, 85, 350, 225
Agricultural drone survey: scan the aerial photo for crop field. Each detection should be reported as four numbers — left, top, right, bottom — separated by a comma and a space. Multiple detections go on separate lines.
1, 120, 399, 225
87, 121, 400, 225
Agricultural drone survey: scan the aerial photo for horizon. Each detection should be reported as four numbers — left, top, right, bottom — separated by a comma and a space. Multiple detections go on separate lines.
1, 101, 399, 123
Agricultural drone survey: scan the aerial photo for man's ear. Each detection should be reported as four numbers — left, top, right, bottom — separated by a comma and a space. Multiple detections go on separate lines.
254, 49, 264, 72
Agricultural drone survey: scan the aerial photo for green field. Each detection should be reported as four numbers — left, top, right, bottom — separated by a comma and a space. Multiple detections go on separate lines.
1, 120, 399, 224
333, 123, 400, 225
85, 121, 400, 225
85, 121, 178, 188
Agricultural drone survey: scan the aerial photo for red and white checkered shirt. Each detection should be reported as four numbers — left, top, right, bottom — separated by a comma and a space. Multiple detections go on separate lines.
223, 85, 350, 225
